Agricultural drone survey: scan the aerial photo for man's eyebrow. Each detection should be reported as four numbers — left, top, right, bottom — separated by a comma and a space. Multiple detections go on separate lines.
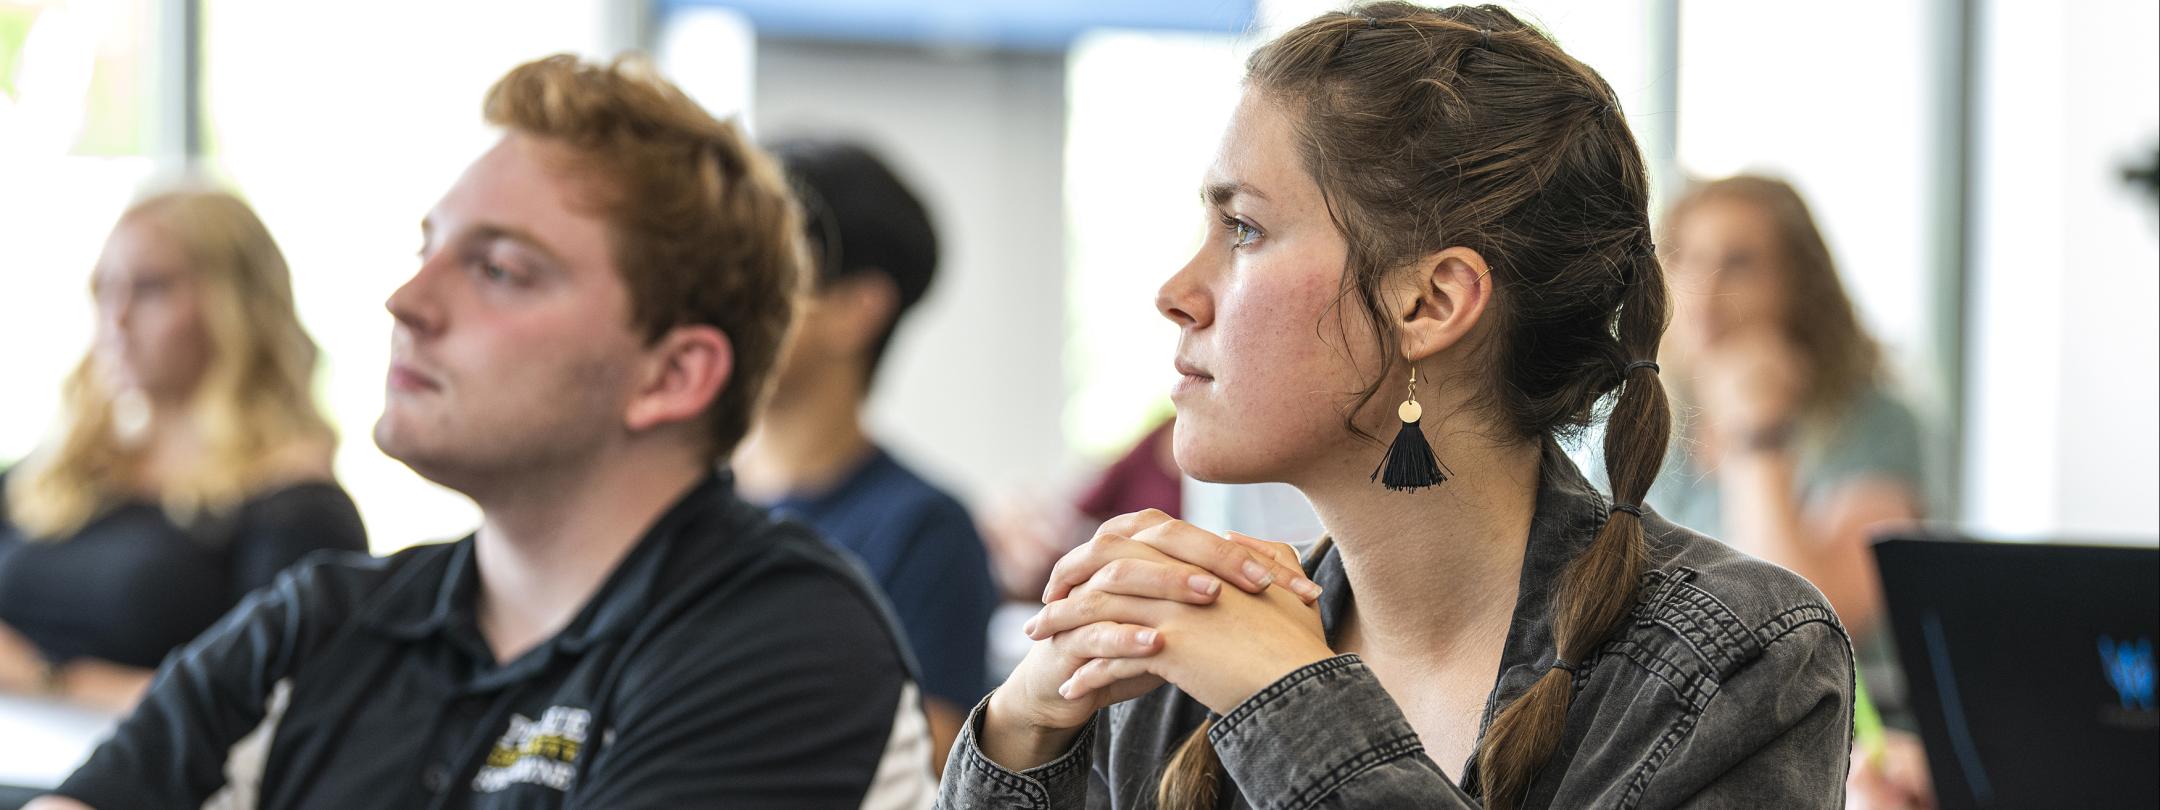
421, 217, 569, 266
475, 224, 566, 264
1201, 181, 1268, 208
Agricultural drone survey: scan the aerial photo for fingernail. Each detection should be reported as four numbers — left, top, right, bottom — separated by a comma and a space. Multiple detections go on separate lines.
1022, 617, 1040, 638
1294, 578, 1323, 599
1243, 560, 1273, 588
1188, 575, 1221, 596
1137, 629, 1159, 646
1057, 680, 1076, 699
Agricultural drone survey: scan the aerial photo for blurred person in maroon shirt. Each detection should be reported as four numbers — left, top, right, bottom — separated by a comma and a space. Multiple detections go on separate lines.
980, 417, 1179, 601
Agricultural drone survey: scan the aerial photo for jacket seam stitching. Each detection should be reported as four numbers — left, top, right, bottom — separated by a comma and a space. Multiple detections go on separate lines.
1210, 655, 1362, 739
1277, 732, 1427, 810
1662, 584, 1758, 674
1619, 708, 1700, 808
1604, 636, 1716, 711
1754, 604, 1845, 644
960, 748, 1050, 807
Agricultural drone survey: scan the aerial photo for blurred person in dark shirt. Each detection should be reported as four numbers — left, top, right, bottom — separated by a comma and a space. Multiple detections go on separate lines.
733, 137, 999, 775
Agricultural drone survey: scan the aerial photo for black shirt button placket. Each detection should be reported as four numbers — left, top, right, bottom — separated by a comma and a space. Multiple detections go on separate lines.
423, 763, 452, 794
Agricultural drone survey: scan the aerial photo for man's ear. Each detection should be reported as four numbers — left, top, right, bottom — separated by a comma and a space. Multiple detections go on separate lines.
825, 272, 901, 355
1396, 246, 1493, 363
624, 324, 732, 433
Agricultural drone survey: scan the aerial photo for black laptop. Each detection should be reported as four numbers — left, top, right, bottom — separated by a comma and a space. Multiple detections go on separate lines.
1874, 536, 2157, 809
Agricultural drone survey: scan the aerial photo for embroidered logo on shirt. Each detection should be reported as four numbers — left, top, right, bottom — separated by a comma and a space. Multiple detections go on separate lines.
472, 706, 590, 793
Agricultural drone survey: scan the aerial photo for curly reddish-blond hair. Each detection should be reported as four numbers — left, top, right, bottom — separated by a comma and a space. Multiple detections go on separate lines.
482, 54, 806, 459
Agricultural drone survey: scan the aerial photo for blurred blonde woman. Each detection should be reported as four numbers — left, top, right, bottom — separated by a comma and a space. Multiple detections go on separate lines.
0, 188, 366, 714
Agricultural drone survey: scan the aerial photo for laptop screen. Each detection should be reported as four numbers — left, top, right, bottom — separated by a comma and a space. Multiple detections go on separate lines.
1874, 537, 2157, 809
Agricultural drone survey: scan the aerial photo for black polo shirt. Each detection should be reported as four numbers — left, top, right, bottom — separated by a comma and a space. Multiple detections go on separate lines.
55, 472, 934, 809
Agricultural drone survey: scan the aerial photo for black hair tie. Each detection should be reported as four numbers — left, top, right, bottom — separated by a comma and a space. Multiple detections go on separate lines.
1550, 657, 1580, 676
1610, 503, 1644, 518
1624, 360, 1660, 376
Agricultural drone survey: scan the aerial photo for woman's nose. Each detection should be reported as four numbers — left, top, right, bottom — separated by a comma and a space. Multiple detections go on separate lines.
1157, 250, 1214, 329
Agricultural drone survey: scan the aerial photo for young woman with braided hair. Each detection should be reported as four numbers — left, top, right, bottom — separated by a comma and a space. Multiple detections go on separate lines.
937, 4, 1852, 809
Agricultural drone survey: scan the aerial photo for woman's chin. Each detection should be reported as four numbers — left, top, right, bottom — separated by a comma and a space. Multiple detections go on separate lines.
1173, 420, 1307, 486
1170, 447, 1272, 487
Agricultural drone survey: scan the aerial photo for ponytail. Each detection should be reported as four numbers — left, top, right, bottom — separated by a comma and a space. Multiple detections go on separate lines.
1475, 249, 1670, 809
1156, 716, 1224, 809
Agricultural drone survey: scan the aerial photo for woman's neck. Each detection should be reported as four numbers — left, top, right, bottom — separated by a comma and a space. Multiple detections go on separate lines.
128, 401, 202, 495
1301, 435, 1543, 658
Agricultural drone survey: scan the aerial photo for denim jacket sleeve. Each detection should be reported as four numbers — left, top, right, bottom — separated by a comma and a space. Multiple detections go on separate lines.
1204, 654, 1479, 808
936, 694, 1108, 810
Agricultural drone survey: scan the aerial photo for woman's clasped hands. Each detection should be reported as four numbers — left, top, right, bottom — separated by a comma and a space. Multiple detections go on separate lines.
983, 509, 1340, 769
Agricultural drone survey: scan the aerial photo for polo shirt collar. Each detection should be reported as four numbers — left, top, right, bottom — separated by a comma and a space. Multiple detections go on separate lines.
554, 470, 734, 652
359, 537, 476, 641
359, 470, 738, 661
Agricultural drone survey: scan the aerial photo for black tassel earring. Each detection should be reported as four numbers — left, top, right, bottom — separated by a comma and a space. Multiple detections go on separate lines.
1371, 367, 1449, 491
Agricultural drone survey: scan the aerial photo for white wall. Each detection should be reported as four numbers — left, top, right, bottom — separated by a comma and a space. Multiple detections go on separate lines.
751, 40, 1074, 504
1965, 0, 2160, 541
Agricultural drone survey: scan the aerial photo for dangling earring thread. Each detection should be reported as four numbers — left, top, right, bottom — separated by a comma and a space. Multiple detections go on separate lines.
1371, 366, 1448, 491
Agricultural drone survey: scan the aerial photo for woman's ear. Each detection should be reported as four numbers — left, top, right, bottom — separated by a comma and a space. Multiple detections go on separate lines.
1398, 246, 1493, 362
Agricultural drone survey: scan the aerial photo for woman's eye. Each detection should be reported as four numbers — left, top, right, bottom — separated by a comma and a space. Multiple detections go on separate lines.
1221, 215, 1261, 249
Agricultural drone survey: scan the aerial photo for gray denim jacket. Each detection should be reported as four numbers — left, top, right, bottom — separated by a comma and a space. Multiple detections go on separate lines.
938, 443, 1854, 809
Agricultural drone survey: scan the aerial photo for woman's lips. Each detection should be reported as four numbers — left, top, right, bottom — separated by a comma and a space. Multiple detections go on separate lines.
1172, 361, 1213, 396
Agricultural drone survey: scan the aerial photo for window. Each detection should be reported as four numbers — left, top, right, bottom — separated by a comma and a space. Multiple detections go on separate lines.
0, 0, 159, 465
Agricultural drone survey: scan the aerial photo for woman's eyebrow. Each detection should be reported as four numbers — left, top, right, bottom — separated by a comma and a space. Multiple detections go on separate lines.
1201, 180, 1269, 208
